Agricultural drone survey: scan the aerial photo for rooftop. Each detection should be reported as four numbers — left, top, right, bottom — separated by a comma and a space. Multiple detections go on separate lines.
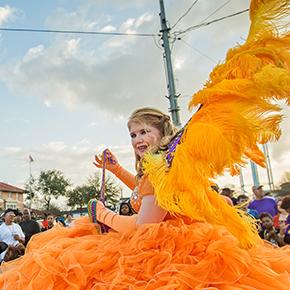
0, 182, 26, 193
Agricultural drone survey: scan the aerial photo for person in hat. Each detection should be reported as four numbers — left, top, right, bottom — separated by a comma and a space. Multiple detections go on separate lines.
0, 209, 25, 261
248, 185, 278, 217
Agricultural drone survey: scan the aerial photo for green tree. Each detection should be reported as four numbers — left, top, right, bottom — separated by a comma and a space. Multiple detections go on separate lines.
36, 170, 70, 210
87, 174, 122, 210
24, 176, 36, 203
48, 203, 62, 216
66, 173, 122, 211
67, 185, 91, 215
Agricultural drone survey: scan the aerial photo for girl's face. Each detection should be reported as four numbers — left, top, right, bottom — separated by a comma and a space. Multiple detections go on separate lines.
129, 121, 161, 158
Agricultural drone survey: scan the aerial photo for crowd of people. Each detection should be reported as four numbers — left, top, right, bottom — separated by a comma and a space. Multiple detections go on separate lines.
0, 209, 74, 263
218, 185, 290, 246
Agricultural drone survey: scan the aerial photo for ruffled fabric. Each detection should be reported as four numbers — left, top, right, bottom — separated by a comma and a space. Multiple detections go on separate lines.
1, 217, 289, 289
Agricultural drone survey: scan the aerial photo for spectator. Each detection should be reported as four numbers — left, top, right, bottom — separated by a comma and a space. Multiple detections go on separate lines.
41, 213, 55, 231
119, 201, 134, 216
65, 214, 74, 227
259, 212, 285, 247
210, 183, 230, 205
30, 211, 37, 221
248, 185, 278, 217
280, 195, 290, 244
41, 213, 48, 230
14, 210, 23, 224
56, 216, 66, 227
19, 208, 41, 246
221, 188, 238, 205
0, 209, 25, 262
237, 194, 259, 218
273, 198, 288, 230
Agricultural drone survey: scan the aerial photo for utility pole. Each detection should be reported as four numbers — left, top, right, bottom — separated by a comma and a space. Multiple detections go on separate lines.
262, 143, 274, 191
159, 0, 181, 127
28, 155, 34, 208
250, 161, 260, 187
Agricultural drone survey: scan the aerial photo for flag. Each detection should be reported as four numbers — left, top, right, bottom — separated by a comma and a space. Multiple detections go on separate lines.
29, 155, 34, 162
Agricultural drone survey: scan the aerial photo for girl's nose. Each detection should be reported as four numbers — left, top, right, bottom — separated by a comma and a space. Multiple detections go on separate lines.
135, 135, 143, 143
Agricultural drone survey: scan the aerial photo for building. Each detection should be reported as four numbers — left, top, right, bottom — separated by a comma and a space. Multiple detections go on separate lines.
0, 182, 26, 211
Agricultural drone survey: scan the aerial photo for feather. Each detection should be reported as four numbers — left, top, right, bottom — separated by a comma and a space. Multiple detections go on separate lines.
143, 0, 290, 248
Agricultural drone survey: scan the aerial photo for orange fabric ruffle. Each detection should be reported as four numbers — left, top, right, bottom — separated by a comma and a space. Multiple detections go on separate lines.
0, 217, 289, 289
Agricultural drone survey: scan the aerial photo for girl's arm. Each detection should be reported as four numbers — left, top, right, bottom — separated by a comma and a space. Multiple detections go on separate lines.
95, 175, 167, 233
110, 164, 136, 190
95, 195, 167, 233
136, 195, 167, 225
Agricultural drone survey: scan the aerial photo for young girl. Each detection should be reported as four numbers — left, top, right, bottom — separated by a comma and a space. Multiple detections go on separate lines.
92, 108, 177, 232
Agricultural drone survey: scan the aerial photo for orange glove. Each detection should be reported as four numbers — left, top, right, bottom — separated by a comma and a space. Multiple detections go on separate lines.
88, 176, 166, 233
95, 201, 137, 233
94, 149, 136, 190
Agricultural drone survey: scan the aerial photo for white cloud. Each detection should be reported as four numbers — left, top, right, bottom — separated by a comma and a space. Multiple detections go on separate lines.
43, 99, 52, 107
64, 38, 80, 58
120, 18, 135, 31
174, 57, 185, 70
100, 25, 116, 32
45, 5, 113, 32
4, 146, 22, 154
23, 45, 45, 62
0, 5, 15, 25
135, 12, 153, 28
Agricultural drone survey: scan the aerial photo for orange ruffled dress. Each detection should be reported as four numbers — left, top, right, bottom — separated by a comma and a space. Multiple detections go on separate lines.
0, 177, 290, 290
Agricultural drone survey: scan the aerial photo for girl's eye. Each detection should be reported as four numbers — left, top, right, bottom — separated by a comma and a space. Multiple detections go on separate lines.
130, 133, 136, 138
141, 129, 148, 135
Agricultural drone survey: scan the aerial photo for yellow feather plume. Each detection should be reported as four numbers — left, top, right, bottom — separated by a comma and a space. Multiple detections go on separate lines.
143, 0, 290, 248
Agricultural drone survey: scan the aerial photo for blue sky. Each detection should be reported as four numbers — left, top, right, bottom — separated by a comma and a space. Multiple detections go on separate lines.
0, 0, 289, 201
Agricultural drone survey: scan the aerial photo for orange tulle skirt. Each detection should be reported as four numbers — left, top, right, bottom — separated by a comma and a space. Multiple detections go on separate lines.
0, 217, 289, 289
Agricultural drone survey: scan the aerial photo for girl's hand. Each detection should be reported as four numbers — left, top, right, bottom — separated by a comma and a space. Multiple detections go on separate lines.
93, 149, 119, 173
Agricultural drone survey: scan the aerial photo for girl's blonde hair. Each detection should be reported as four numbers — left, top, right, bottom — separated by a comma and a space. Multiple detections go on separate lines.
127, 107, 178, 177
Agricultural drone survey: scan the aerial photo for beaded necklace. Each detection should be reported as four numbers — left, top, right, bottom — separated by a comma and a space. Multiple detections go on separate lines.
88, 150, 115, 234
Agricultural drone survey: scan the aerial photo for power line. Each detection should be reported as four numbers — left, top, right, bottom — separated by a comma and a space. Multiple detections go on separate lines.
176, 8, 249, 36
180, 39, 217, 64
0, 27, 156, 37
171, 0, 199, 30
152, 35, 163, 50
172, 0, 231, 51
199, 0, 231, 23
